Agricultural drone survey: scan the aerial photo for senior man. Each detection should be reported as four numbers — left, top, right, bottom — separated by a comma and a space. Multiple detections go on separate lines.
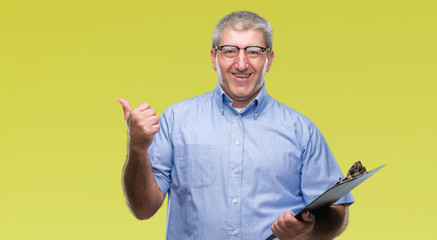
119, 11, 353, 240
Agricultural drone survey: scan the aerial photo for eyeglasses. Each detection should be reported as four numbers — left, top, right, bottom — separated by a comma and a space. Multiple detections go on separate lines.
215, 45, 270, 62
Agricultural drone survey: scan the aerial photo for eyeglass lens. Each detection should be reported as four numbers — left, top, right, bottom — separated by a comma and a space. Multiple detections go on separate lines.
220, 46, 264, 61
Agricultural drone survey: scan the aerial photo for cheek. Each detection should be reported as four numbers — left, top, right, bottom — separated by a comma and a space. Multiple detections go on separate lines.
255, 63, 267, 72
221, 63, 233, 72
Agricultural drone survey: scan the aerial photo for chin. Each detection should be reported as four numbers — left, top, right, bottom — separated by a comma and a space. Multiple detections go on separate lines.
230, 88, 251, 96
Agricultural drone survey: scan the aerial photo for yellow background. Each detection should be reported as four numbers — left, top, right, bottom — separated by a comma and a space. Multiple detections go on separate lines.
1, 0, 436, 239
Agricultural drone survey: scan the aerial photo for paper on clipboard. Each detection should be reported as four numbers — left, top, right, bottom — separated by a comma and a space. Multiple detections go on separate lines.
265, 164, 385, 240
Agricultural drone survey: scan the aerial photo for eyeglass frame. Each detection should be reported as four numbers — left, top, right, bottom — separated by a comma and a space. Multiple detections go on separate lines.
214, 45, 271, 61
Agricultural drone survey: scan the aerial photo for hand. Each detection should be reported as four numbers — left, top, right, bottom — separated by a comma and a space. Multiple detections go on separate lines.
271, 211, 316, 240
118, 98, 160, 149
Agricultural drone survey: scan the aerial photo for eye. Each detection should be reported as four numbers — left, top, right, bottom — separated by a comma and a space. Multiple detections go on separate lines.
222, 47, 238, 56
247, 50, 260, 55
246, 47, 262, 57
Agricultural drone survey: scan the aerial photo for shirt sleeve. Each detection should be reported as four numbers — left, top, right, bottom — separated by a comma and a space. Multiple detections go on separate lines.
148, 106, 174, 196
300, 121, 354, 206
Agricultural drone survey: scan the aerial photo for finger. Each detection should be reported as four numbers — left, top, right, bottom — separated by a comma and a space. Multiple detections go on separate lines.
276, 211, 291, 230
118, 98, 132, 119
148, 115, 159, 125
271, 221, 283, 238
135, 110, 158, 122
283, 211, 296, 229
143, 108, 157, 118
150, 124, 160, 134
141, 115, 159, 129
135, 102, 152, 112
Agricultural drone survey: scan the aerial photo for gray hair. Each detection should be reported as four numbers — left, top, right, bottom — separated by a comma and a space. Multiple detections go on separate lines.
212, 11, 273, 50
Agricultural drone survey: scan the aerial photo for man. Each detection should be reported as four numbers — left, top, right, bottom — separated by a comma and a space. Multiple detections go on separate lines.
119, 11, 353, 239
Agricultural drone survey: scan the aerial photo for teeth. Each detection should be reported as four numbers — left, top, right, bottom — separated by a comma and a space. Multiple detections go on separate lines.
234, 74, 250, 78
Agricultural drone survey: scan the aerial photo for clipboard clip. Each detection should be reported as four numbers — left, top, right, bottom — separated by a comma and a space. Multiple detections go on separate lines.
335, 161, 367, 186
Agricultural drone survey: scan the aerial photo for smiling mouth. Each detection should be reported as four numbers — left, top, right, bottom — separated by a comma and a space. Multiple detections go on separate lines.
232, 73, 252, 78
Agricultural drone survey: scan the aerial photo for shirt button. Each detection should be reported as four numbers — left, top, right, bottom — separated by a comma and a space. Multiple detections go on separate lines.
235, 115, 240, 120
232, 230, 238, 236
232, 199, 237, 204
233, 169, 238, 174
235, 140, 240, 146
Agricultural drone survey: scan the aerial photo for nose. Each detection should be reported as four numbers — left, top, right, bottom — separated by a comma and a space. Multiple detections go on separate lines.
234, 49, 249, 71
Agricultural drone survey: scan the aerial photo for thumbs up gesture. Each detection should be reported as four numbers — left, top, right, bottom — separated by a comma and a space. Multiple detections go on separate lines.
118, 98, 160, 149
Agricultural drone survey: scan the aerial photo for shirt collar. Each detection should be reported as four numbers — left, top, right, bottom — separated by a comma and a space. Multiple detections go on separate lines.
213, 81, 269, 119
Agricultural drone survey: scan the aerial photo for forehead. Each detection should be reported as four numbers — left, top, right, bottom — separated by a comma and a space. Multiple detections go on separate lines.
219, 28, 265, 47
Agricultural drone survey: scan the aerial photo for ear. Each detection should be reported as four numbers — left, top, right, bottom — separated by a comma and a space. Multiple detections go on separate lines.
266, 50, 275, 73
211, 48, 217, 71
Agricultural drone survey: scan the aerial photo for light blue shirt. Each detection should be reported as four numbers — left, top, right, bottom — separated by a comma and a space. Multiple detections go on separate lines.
149, 82, 354, 239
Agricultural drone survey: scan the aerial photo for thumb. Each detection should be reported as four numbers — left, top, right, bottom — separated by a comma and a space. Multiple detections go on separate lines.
302, 210, 315, 224
118, 98, 132, 119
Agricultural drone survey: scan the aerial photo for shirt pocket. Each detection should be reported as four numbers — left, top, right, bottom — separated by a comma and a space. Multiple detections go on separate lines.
174, 144, 219, 188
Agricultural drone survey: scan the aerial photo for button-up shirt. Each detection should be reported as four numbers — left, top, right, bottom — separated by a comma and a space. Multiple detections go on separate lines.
149, 82, 354, 239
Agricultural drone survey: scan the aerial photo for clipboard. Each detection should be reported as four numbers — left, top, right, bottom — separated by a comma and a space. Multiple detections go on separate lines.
265, 164, 385, 240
